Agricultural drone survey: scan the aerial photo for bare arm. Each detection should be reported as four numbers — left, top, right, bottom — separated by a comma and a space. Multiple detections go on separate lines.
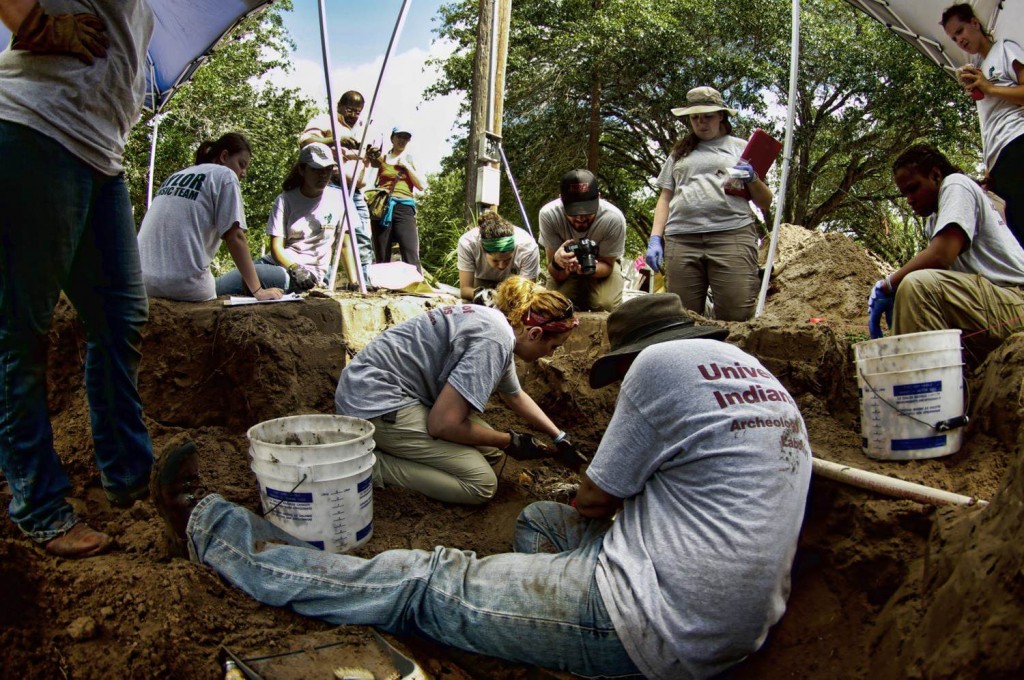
397, 157, 425, 192
0, 0, 34, 31
575, 473, 622, 519
269, 235, 296, 269
651, 188, 672, 237
748, 176, 773, 214
545, 242, 578, 282
223, 224, 283, 300
889, 225, 968, 290
427, 383, 512, 449
963, 61, 1024, 106
499, 389, 560, 439
458, 270, 476, 301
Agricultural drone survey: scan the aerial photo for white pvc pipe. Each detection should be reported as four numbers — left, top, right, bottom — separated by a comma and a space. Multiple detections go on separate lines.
755, 0, 801, 317
812, 457, 989, 507
146, 112, 163, 208
318, 0, 367, 295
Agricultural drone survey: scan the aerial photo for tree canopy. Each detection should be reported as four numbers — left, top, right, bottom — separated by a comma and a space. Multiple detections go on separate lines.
429, 0, 979, 264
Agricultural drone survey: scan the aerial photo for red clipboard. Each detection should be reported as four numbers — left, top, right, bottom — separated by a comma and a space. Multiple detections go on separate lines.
724, 129, 782, 199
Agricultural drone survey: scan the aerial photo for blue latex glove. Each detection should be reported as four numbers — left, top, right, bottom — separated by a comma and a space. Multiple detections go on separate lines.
645, 235, 664, 272
867, 278, 895, 339
730, 161, 758, 184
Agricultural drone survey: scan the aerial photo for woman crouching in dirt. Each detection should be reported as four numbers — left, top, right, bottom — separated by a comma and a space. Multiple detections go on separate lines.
334, 276, 585, 504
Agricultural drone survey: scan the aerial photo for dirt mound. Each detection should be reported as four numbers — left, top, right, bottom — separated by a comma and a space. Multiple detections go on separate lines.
760, 223, 892, 327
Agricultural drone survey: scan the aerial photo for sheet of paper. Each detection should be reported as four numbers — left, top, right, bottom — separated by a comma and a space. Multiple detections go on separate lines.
223, 293, 303, 307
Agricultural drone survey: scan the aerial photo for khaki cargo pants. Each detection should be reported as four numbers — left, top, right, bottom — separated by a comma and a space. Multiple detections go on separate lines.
893, 269, 1024, 362
548, 260, 624, 312
664, 224, 759, 322
370, 404, 504, 505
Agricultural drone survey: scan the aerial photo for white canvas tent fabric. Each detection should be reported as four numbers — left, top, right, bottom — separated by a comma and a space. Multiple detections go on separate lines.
843, 0, 1024, 74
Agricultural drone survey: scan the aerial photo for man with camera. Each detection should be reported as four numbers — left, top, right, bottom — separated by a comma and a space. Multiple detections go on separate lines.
540, 169, 626, 312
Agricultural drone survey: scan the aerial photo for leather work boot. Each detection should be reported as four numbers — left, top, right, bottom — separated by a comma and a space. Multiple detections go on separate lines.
150, 440, 204, 557
44, 522, 113, 559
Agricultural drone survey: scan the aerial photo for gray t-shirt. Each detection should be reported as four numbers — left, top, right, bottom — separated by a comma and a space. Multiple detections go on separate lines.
267, 186, 352, 280
538, 198, 625, 258
457, 226, 540, 282
335, 305, 521, 419
138, 164, 246, 302
590, 340, 811, 680
926, 174, 1024, 288
971, 39, 1024, 171
0, 1, 153, 175
656, 135, 756, 235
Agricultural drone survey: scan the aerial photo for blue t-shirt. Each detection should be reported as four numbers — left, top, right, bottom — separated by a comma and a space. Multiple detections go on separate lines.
590, 340, 812, 679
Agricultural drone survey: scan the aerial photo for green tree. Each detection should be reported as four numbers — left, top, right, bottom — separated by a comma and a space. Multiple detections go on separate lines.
122, 2, 319, 272
430, 0, 978, 264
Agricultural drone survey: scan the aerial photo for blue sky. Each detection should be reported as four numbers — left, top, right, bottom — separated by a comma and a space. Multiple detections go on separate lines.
281, 0, 446, 63
274, 0, 462, 177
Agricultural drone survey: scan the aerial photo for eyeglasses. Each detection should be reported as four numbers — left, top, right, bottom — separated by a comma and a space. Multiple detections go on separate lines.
339, 106, 363, 116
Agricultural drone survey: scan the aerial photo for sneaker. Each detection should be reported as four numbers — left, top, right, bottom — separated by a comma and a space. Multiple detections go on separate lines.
150, 440, 204, 557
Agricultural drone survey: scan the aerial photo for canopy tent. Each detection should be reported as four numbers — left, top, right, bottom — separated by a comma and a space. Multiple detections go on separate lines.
842, 0, 1024, 74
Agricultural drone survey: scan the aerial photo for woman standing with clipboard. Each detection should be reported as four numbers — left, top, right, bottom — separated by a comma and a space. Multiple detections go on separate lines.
644, 86, 772, 321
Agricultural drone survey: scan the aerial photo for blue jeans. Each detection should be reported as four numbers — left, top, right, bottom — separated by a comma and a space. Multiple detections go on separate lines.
0, 120, 153, 541
189, 496, 641, 678
214, 260, 289, 296
351, 190, 373, 282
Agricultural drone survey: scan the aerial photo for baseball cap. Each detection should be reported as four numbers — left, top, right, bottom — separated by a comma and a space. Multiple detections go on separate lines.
299, 142, 337, 169
391, 125, 413, 137
559, 169, 600, 216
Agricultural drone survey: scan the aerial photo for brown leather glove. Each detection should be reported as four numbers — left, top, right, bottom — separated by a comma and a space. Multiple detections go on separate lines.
12, 2, 109, 65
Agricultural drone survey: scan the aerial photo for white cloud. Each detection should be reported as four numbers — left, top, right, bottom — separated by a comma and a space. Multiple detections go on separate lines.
268, 39, 464, 182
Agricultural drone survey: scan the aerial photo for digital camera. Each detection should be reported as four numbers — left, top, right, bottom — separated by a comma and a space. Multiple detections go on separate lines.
565, 238, 599, 276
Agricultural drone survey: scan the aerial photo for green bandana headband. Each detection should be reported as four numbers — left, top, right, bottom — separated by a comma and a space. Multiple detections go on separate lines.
481, 235, 515, 253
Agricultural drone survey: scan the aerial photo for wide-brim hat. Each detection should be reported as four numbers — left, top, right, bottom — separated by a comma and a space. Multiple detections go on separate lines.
589, 293, 729, 388
670, 86, 738, 117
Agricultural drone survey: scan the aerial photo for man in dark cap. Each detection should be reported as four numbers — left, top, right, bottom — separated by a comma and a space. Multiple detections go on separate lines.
539, 169, 626, 311
151, 294, 811, 679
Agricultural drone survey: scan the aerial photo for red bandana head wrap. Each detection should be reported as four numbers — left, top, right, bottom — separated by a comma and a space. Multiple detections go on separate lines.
522, 301, 579, 334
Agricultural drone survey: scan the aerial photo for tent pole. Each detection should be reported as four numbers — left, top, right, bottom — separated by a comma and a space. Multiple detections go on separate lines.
146, 113, 163, 208
755, 0, 801, 317
326, 0, 413, 292
319, 0, 368, 295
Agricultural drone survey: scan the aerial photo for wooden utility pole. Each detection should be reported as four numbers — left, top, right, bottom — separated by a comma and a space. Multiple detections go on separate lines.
493, 0, 512, 138
464, 0, 494, 225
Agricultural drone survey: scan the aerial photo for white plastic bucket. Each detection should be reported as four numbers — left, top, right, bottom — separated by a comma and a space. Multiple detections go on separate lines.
853, 329, 961, 363
856, 362, 966, 460
247, 415, 375, 467
857, 347, 963, 376
247, 415, 376, 553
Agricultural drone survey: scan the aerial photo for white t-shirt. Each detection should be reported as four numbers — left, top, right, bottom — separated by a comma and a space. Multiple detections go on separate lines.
926, 174, 1024, 288
267, 187, 353, 280
457, 226, 540, 282
590, 340, 811, 680
0, 1, 153, 174
656, 135, 756, 235
971, 39, 1024, 171
138, 164, 246, 301
335, 305, 521, 419
538, 198, 625, 258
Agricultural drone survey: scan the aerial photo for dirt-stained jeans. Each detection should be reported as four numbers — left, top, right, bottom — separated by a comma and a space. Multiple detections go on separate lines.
0, 120, 153, 541
187, 495, 640, 678
370, 404, 503, 505
664, 223, 759, 321
893, 269, 1024, 361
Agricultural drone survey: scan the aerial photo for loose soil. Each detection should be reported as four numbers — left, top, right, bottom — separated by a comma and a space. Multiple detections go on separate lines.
2, 225, 1022, 679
